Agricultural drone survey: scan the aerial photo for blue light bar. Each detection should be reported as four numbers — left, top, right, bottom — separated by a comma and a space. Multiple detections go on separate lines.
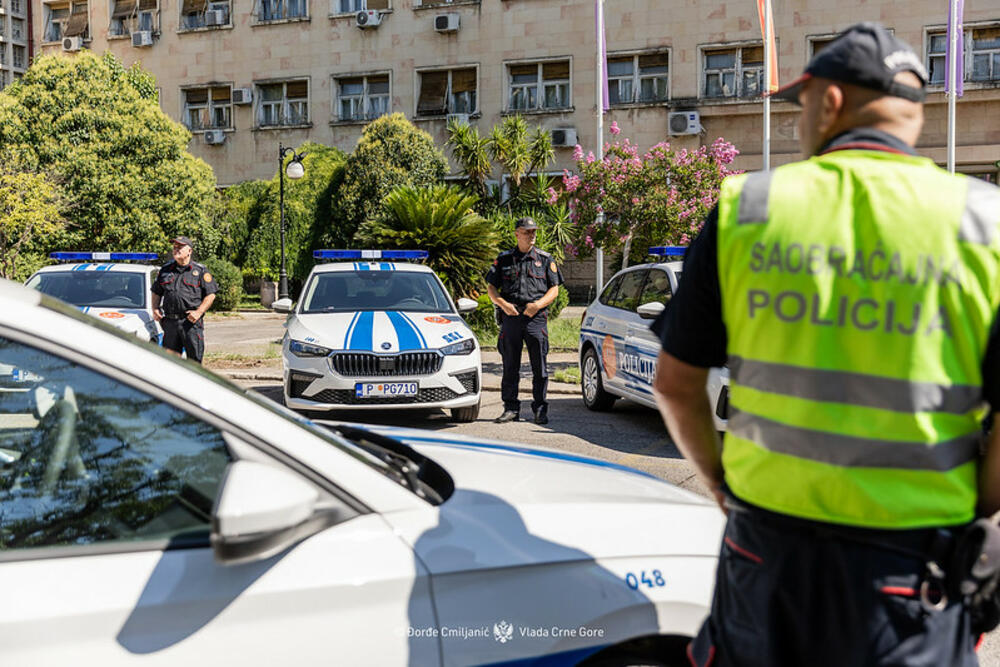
313, 249, 429, 261
49, 252, 160, 261
648, 246, 688, 258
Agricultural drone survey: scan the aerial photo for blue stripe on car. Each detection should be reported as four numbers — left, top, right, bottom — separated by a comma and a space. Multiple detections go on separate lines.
580, 328, 625, 341
398, 312, 428, 348
74, 263, 91, 271
386, 311, 424, 350
349, 311, 375, 350
394, 434, 659, 480
343, 311, 362, 348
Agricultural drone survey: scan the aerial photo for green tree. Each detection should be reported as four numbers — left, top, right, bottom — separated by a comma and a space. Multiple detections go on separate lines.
0, 167, 66, 280
242, 142, 347, 282
203, 179, 272, 267
0, 52, 215, 253
355, 185, 497, 298
446, 115, 555, 212
328, 113, 448, 248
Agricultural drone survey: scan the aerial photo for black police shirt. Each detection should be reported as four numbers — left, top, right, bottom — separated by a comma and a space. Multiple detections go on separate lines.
152, 260, 218, 319
651, 127, 1000, 411
486, 246, 564, 308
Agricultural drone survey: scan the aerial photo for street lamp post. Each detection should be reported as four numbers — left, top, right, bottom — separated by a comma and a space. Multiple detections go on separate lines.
277, 143, 306, 302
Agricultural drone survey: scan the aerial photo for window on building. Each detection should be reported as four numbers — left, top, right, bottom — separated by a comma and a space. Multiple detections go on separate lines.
334, 73, 390, 122
507, 60, 570, 112
181, 0, 229, 29
0, 71, 8, 91
809, 36, 837, 57
415, 67, 477, 117
183, 86, 233, 131
12, 45, 26, 69
11, 18, 25, 40
971, 27, 1000, 82
10, 0, 23, 14
0, 47, 6, 66
608, 52, 669, 105
256, 0, 307, 22
338, 0, 387, 13
703, 45, 764, 99
43, 3, 72, 42
256, 80, 309, 127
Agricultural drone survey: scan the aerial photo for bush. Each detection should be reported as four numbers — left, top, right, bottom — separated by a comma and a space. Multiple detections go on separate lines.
355, 184, 497, 298
328, 114, 448, 247
550, 284, 569, 319
202, 257, 242, 311
466, 293, 499, 343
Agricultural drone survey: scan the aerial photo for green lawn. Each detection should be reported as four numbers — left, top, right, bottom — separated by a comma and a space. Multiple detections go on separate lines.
471, 316, 580, 351
552, 366, 581, 384
238, 293, 268, 311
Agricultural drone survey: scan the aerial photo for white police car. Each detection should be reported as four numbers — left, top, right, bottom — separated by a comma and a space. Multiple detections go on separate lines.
579, 247, 730, 430
25, 252, 163, 344
0, 277, 722, 665
276, 250, 483, 422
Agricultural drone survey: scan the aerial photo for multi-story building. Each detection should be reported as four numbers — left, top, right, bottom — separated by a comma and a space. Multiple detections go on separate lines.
1, 0, 31, 90
29, 0, 1000, 188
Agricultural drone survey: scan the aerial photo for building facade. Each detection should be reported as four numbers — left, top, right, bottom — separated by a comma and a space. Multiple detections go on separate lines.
29, 0, 1000, 187
1, 0, 31, 90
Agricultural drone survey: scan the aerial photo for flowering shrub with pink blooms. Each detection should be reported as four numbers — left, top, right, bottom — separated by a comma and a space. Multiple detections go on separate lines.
554, 131, 742, 266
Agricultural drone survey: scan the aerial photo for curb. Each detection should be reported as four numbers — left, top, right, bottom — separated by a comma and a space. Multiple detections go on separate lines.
216, 370, 581, 395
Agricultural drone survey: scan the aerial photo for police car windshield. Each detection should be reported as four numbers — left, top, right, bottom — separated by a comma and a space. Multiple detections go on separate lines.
301, 271, 452, 314
26, 272, 147, 309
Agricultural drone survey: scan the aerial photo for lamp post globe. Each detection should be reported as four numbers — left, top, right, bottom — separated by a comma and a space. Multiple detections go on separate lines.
277, 143, 306, 303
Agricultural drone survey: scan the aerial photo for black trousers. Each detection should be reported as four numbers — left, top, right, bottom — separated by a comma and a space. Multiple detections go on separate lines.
498, 312, 549, 413
688, 504, 978, 667
161, 317, 205, 364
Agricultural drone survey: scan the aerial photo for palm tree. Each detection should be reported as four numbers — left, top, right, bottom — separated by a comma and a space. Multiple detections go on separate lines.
445, 119, 491, 201
354, 185, 497, 298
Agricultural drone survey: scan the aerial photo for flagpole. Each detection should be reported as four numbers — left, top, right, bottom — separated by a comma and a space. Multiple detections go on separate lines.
763, 0, 772, 171
947, 0, 958, 173
595, 0, 605, 292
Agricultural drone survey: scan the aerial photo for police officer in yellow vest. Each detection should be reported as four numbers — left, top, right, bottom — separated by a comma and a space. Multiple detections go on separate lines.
651, 23, 1000, 666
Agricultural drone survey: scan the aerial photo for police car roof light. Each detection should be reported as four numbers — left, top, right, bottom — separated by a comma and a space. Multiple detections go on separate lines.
313, 249, 429, 261
49, 252, 160, 262
648, 246, 688, 259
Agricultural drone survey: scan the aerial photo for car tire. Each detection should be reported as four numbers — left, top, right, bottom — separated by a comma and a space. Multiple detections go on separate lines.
582, 347, 617, 411
451, 400, 480, 423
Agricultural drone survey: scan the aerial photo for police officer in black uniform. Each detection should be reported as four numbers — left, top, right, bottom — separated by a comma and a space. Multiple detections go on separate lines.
151, 236, 217, 364
486, 217, 564, 424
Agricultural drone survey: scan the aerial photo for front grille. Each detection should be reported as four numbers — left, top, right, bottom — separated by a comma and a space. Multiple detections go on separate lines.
307, 386, 462, 405
455, 370, 478, 394
331, 352, 443, 377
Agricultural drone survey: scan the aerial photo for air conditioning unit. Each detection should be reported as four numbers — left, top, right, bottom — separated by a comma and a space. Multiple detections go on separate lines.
668, 110, 702, 136
131, 30, 153, 47
62, 35, 84, 52
551, 128, 578, 147
204, 8, 227, 25
355, 9, 381, 28
232, 87, 253, 105
204, 129, 226, 145
434, 13, 459, 32
446, 112, 470, 125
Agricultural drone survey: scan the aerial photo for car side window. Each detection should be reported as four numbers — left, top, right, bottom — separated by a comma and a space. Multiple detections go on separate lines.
0, 336, 231, 553
608, 270, 648, 312
638, 269, 672, 305
598, 275, 624, 306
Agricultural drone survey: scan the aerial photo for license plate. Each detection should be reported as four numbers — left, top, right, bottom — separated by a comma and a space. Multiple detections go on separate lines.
355, 382, 418, 398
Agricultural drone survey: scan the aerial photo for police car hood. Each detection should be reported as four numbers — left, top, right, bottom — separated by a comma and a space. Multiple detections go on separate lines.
79, 307, 151, 338
288, 310, 471, 353
359, 426, 724, 571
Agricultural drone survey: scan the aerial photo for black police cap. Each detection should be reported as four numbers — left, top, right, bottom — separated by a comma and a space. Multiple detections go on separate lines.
773, 22, 928, 105
515, 217, 539, 231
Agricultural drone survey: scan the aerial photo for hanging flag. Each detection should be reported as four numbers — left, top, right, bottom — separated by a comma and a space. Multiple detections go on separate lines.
595, 0, 609, 112
946, 0, 964, 97
756, 0, 779, 92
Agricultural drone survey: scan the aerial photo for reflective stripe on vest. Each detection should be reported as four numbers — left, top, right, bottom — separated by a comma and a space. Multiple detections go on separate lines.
716, 152, 1000, 529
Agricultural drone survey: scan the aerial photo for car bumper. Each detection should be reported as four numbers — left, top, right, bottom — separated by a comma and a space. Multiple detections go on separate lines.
283, 350, 481, 411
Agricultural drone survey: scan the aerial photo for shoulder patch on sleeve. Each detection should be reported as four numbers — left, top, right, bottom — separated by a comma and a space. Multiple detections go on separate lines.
550, 262, 558, 272
204, 273, 213, 283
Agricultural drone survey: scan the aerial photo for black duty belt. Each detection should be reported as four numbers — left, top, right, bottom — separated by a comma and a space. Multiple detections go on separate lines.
162, 314, 188, 320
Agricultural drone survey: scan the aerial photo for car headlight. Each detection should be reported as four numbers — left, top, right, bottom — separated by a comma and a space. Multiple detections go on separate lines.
440, 338, 476, 356
288, 339, 333, 357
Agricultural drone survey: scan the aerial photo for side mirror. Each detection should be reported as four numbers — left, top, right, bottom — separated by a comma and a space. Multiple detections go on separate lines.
271, 298, 293, 313
636, 301, 666, 320
212, 460, 319, 565
456, 298, 478, 314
